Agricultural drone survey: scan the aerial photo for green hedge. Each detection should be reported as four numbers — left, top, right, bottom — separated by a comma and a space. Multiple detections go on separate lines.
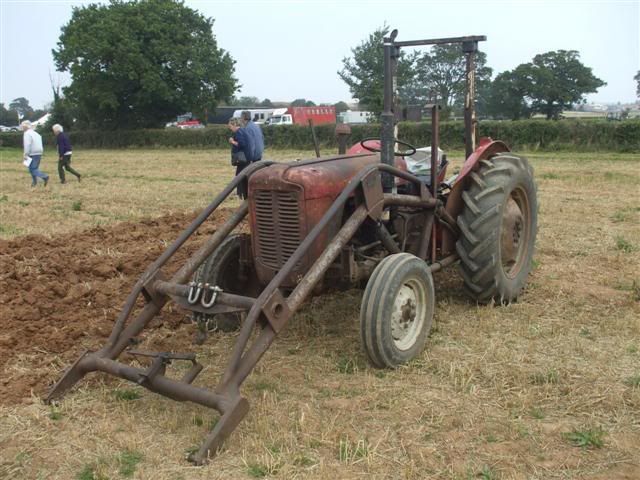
1, 119, 638, 152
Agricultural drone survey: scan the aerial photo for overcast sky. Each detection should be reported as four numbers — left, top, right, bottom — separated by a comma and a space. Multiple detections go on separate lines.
1, 0, 638, 111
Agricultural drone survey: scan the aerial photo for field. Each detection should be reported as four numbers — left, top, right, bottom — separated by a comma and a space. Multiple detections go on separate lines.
0, 147, 639, 479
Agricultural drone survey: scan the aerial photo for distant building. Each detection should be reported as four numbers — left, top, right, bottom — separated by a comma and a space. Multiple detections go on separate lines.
31, 113, 51, 127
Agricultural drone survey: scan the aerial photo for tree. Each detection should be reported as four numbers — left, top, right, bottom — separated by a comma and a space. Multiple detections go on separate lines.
338, 26, 415, 115
46, 83, 76, 131
259, 98, 274, 108
635, 70, 640, 99
519, 50, 605, 119
290, 98, 315, 107
486, 67, 531, 120
0, 103, 19, 125
9, 97, 32, 121
53, 0, 237, 129
411, 45, 492, 115
333, 101, 349, 114
229, 96, 261, 107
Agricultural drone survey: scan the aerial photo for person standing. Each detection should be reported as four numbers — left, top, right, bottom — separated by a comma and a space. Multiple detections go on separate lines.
52, 124, 81, 183
21, 120, 49, 187
227, 117, 250, 199
241, 111, 264, 161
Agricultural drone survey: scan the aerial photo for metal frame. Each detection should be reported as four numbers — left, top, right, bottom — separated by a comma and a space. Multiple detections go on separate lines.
380, 31, 487, 166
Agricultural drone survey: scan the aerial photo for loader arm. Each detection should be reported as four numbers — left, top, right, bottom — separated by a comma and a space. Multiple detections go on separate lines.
46, 158, 455, 465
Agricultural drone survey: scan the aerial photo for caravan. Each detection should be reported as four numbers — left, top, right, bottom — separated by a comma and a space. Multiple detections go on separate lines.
337, 110, 373, 124
231, 108, 277, 124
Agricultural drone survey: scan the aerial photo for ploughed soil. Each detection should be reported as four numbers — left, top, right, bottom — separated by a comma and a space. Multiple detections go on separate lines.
0, 211, 229, 405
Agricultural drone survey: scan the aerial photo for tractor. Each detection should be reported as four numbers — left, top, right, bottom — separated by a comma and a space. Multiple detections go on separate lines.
47, 31, 537, 464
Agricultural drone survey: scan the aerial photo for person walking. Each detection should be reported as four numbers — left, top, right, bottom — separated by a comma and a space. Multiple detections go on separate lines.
53, 124, 81, 183
241, 110, 264, 161
21, 120, 49, 187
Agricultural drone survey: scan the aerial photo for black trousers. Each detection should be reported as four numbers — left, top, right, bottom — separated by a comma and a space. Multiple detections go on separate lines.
58, 154, 81, 182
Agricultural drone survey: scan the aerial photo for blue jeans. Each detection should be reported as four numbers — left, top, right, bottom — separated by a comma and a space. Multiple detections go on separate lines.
28, 154, 49, 186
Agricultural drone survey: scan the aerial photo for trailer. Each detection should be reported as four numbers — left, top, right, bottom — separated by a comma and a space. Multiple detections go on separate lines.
268, 106, 336, 126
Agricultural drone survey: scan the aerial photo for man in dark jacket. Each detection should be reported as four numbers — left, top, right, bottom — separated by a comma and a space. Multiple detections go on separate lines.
52, 124, 81, 183
241, 111, 264, 161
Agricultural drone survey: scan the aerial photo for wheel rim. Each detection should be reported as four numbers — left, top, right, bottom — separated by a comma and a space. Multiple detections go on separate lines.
500, 186, 531, 279
391, 277, 428, 351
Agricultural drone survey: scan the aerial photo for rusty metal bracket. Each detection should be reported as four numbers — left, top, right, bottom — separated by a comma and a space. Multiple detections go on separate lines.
141, 270, 168, 307
261, 289, 291, 334
361, 169, 384, 220
137, 356, 167, 385
126, 350, 199, 386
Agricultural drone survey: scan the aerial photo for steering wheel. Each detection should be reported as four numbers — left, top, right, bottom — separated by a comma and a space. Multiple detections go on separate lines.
359, 138, 417, 157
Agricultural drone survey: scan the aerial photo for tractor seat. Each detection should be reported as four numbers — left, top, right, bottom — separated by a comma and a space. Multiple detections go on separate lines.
405, 147, 448, 186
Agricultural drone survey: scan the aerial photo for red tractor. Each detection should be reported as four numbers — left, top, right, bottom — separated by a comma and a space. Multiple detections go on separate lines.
47, 31, 537, 464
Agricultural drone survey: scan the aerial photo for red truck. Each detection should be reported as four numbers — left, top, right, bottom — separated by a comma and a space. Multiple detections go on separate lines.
267, 106, 336, 126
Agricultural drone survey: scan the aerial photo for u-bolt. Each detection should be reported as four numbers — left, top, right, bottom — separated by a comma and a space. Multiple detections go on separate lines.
201, 285, 222, 308
187, 282, 203, 304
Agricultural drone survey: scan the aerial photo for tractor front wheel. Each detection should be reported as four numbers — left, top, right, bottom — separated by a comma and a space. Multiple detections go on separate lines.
192, 234, 259, 332
360, 253, 435, 368
456, 153, 538, 304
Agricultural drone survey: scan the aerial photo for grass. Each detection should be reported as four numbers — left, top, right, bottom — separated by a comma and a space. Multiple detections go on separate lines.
113, 389, 142, 401
624, 374, 640, 388
0, 147, 327, 239
77, 464, 108, 480
118, 449, 143, 477
478, 465, 498, 480
563, 428, 606, 449
0, 149, 639, 479
530, 369, 560, 385
48, 407, 63, 421
615, 235, 636, 253
338, 438, 370, 463
246, 462, 269, 478
336, 355, 362, 374
541, 172, 560, 180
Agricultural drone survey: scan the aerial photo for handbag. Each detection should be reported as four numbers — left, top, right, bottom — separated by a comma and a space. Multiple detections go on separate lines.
23, 156, 32, 167
231, 151, 248, 167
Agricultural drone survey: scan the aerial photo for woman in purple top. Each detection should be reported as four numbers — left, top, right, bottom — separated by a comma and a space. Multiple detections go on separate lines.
52, 124, 81, 183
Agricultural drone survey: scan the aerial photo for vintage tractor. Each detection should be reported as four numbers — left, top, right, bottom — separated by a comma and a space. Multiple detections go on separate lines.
47, 31, 537, 464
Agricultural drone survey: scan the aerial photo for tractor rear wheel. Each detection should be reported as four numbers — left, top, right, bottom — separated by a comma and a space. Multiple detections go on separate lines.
360, 253, 435, 368
191, 234, 258, 332
456, 153, 537, 304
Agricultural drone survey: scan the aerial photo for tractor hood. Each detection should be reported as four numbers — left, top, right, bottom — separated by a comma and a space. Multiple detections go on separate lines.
249, 153, 380, 200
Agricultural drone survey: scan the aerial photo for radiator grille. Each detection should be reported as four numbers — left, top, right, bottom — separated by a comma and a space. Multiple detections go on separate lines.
254, 190, 302, 269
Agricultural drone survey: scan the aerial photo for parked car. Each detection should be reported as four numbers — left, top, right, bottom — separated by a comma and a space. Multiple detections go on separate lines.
177, 120, 205, 129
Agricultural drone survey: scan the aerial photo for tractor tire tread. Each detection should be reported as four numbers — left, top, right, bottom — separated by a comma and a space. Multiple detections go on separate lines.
456, 153, 538, 304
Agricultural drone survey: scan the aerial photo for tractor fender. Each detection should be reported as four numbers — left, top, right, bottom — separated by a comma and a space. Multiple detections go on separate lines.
440, 138, 510, 255
456, 137, 510, 183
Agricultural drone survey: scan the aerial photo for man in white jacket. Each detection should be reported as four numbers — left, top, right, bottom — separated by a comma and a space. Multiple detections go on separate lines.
21, 120, 49, 187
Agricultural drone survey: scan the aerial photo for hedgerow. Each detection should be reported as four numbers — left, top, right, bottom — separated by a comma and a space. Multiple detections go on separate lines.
1, 119, 638, 152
